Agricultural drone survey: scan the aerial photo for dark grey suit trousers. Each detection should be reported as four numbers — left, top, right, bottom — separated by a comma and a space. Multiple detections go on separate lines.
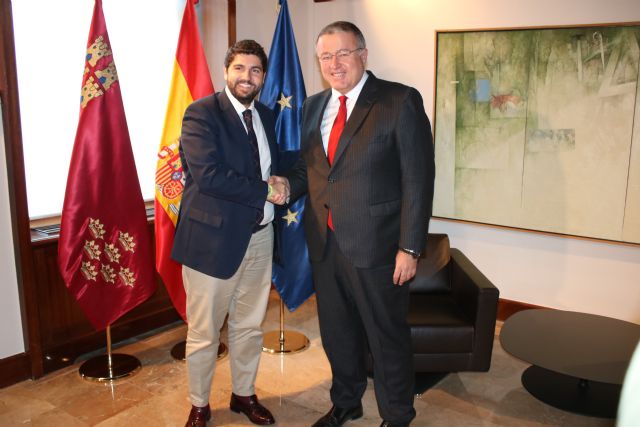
313, 231, 416, 424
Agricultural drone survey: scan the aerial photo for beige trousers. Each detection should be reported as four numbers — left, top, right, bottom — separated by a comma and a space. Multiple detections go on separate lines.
183, 225, 273, 407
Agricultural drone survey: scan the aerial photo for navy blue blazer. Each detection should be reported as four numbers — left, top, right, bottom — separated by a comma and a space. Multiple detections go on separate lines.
171, 90, 280, 279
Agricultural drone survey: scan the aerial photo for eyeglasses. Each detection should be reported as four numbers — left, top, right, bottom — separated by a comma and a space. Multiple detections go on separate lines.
318, 48, 364, 63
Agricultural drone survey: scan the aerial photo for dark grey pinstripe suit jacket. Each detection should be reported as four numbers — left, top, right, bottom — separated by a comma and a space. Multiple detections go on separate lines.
288, 71, 435, 269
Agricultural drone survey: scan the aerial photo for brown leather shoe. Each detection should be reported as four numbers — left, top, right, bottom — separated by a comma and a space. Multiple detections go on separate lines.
230, 393, 275, 425
185, 404, 211, 427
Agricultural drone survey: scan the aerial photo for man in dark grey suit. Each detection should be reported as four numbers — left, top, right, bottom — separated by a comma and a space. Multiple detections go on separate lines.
274, 21, 434, 427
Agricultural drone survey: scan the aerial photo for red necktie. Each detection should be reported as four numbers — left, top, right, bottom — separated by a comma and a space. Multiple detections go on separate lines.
327, 95, 347, 165
327, 95, 347, 230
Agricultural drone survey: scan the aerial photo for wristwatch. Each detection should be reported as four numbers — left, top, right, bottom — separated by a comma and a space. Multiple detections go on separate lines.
399, 247, 421, 259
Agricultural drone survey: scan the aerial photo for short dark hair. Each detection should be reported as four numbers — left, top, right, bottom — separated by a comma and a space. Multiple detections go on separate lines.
316, 21, 366, 49
224, 39, 268, 71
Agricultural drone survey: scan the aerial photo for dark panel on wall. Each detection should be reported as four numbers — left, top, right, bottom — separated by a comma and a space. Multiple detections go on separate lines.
1, 0, 45, 379
0, 352, 30, 388
30, 224, 182, 375
228, 0, 236, 45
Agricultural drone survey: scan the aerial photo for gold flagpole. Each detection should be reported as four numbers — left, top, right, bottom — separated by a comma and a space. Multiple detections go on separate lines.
106, 325, 113, 379
262, 296, 309, 354
79, 325, 141, 382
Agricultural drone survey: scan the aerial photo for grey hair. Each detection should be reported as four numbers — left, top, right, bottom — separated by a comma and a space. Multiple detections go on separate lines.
316, 21, 366, 49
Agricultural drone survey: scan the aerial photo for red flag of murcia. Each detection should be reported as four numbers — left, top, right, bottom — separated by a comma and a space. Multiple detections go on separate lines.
58, 0, 156, 331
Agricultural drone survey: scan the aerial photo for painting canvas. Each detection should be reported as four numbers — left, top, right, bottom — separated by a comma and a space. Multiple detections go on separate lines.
433, 24, 640, 244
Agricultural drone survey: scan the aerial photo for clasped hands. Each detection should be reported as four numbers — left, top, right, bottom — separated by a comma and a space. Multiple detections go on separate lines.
267, 176, 290, 205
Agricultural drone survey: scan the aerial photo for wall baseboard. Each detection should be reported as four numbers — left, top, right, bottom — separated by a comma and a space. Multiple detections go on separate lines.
0, 352, 31, 388
0, 304, 182, 389
498, 298, 545, 321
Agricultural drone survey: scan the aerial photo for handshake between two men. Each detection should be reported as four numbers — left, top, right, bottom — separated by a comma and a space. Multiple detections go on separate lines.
266, 175, 290, 206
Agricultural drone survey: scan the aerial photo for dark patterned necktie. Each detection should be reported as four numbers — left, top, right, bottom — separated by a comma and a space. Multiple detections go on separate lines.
242, 109, 264, 227
242, 109, 262, 179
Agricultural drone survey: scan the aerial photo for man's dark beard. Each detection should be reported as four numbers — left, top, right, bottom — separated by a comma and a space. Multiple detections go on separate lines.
229, 81, 260, 105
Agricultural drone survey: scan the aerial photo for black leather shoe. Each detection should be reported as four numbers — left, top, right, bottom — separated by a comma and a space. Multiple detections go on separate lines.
380, 421, 410, 427
185, 404, 211, 427
230, 393, 275, 425
312, 404, 363, 427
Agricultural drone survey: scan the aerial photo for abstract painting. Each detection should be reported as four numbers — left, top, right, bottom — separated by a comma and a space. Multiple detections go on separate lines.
433, 24, 640, 244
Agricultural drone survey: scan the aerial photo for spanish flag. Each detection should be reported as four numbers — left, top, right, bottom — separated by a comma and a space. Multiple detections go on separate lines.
154, 0, 214, 320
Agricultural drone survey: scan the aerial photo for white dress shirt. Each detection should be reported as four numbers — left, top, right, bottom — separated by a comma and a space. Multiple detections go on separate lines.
225, 86, 274, 225
320, 72, 369, 155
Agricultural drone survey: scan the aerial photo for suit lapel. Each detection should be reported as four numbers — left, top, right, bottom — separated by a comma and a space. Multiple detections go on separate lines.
219, 90, 250, 145
331, 72, 378, 168
220, 90, 281, 175
311, 91, 332, 170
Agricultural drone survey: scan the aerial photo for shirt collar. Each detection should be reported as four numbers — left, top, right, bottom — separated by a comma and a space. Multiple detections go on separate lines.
225, 85, 255, 114
330, 71, 369, 102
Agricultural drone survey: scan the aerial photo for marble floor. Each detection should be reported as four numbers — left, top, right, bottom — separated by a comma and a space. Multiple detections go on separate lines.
0, 291, 615, 426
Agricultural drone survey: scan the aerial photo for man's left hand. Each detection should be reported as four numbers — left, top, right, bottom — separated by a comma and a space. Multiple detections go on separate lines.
393, 250, 418, 286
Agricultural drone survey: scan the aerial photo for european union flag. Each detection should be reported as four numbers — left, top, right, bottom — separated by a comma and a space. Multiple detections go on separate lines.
261, 0, 313, 311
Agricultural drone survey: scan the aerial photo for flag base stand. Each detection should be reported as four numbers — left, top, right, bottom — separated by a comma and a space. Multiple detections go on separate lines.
170, 340, 228, 361
262, 298, 309, 355
262, 330, 309, 354
79, 326, 141, 382
79, 354, 141, 382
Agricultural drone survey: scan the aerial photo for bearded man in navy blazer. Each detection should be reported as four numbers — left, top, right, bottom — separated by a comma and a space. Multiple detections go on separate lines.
275, 22, 435, 427
172, 40, 288, 427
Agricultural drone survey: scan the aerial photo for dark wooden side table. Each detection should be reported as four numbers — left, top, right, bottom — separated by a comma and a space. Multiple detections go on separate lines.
500, 309, 640, 418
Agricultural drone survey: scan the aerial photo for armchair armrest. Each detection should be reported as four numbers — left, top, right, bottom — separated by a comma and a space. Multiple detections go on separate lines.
449, 248, 499, 370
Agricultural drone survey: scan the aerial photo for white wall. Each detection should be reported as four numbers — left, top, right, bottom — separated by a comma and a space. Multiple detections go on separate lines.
235, 0, 640, 324
0, 103, 25, 358
202, 0, 230, 91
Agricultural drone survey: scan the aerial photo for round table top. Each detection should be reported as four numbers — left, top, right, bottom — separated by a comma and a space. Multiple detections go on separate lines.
500, 309, 640, 384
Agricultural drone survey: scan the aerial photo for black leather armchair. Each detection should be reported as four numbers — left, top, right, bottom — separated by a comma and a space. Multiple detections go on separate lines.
409, 234, 499, 373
